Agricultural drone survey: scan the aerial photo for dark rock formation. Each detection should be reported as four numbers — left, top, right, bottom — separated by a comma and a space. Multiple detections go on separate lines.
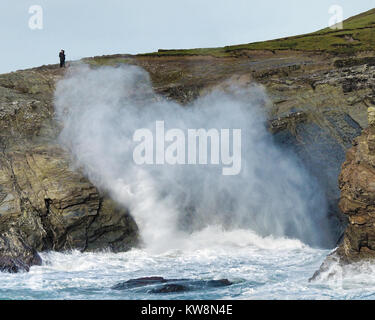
309, 252, 340, 282
150, 284, 187, 294
112, 277, 233, 294
112, 277, 168, 290
0, 229, 42, 272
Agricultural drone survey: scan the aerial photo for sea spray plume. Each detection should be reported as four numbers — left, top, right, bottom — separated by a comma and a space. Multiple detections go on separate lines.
54, 64, 332, 251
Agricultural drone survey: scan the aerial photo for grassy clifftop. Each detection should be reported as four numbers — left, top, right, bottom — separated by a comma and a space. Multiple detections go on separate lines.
142, 8, 375, 57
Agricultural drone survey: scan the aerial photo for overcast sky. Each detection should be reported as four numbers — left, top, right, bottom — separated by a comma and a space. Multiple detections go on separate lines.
0, 0, 374, 73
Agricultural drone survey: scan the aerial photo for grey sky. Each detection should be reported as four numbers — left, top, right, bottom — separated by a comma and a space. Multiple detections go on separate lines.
0, 0, 374, 74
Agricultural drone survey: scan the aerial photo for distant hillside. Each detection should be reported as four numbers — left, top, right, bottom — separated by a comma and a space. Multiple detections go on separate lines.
142, 8, 375, 57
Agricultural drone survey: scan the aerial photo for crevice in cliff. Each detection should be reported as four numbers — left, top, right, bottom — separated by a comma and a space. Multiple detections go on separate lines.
82, 198, 102, 252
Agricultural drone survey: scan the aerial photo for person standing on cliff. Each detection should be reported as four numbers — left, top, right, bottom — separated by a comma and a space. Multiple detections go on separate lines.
59, 49, 66, 68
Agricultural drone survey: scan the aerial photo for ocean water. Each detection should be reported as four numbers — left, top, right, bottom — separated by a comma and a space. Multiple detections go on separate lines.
1, 226, 375, 300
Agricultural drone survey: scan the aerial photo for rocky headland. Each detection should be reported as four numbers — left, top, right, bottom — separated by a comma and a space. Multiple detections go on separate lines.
0, 8, 374, 272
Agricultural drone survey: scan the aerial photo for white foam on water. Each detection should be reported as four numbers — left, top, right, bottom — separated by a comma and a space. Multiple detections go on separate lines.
0, 230, 317, 299
0, 230, 375, 299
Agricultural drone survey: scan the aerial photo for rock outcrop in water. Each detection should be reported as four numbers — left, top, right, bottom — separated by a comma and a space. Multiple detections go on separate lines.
0, 228, 42, 272
112, 277, 232, 294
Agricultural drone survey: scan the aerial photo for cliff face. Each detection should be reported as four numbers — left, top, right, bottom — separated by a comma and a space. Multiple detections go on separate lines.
0, 66, 139, 271
335, 108, 375, 262
0, 45, 374, 271
0, 8, 374, 274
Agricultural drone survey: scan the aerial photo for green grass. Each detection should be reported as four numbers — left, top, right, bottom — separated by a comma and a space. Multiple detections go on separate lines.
140, 8, 375, 57
145, 48, 230, 58
81, 54, 134, 66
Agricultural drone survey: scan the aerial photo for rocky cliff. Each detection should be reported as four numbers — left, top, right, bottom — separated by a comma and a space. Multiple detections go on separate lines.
0, 66, 138, 271
334, 107, 375, 262
1, 50, 373, 271
310, 107, 375, 280
0, 8, 375, 272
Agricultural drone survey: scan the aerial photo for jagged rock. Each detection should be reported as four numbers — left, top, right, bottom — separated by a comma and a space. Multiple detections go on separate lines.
0, 229, 42, 273
309, 253, 341, 282
335, 131, 375, 261
0, 145, 138, 252
316, 107, 375, 264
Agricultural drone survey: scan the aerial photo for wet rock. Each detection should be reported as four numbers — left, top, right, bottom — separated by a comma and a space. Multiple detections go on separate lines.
112, 277, 233, 293
206, 279, 232, 287
309, 253, 340, 282
112, 277, 168, 290
149, 279, 233, 294
150, 284, 188, 294
0, 229, 42, 273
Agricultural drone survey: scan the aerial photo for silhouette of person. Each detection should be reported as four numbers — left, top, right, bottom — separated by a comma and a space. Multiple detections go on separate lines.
59, 49, 66, 68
